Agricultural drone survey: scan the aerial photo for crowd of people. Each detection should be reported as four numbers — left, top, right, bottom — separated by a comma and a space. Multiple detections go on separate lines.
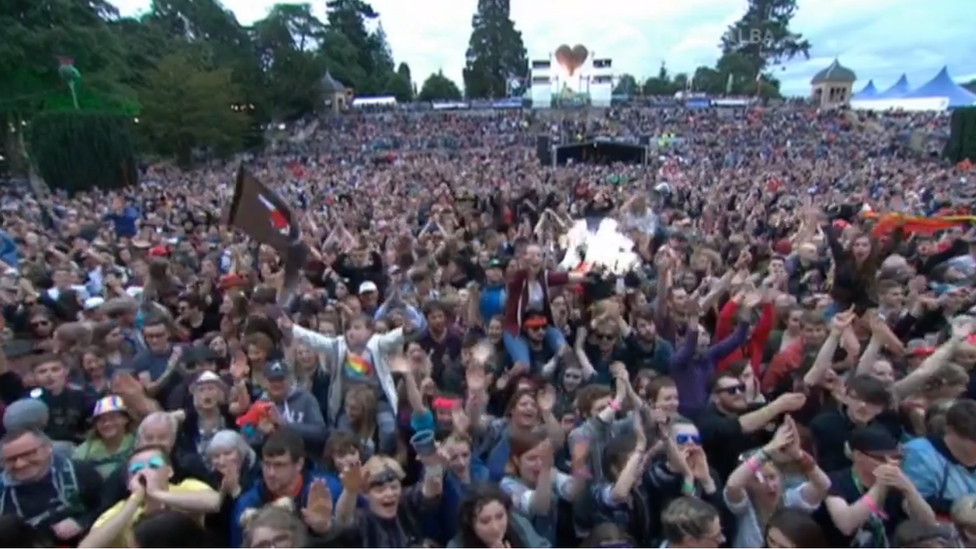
0, 103, 975, 549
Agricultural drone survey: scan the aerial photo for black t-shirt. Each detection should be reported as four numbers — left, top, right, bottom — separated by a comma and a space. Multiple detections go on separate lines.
810, 408, 905, 473
419, 330, 463, 381
180, 312, 221, 342
624, 334, 669, 376
40, 387, 92, 443
527, 340, 555, 376
816, 468, 905, 548
582, 341, 628, 384
696, 402, 775, 480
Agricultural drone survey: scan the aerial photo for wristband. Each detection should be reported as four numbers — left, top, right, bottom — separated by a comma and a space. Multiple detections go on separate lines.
609, 399, 622, 411
862, 494, 888, 520
681, 479, 696, 495
746, 456, 763, 473
798, 452, 816, 473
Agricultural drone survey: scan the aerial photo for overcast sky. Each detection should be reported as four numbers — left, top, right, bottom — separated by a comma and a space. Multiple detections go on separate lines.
113, 0, 974, 96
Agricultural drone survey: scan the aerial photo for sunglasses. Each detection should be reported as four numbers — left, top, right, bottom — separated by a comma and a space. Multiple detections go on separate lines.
129, 456, 165, 476
716, 384, 745, 395
676, 433, 701, 445
595, 332, 616, 341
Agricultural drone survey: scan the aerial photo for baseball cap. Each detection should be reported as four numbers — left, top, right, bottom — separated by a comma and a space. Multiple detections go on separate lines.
191, 370, 226, 390
848, 426, 900, 456
264, 362, 288, 380
359, 281, 378, 294
487, 258, 506, 269
84, 297, 105, 311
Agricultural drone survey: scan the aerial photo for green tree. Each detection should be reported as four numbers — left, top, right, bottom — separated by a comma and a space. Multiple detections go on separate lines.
463, 0, 528, 99
642, 62, 676, 96
397, 62, 412, 84
692, 66, 723, 94
385, 62, 413, 102
325, 0, 396, 94
672, 73, 689, 91
613, 74, 638, 96
252, 3, 328, 119
964, 79, 976, 94
720, 0, 810, 72
320, 28, 366, 94
418, 71, 462, 101
137, 53, 248, 167
0, 0, 130, 173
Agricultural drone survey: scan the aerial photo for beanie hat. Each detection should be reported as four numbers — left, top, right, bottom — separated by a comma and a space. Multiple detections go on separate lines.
3, 397, 49, 432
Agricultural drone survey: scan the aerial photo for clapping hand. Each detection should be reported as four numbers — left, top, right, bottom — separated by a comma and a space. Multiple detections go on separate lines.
873, 460, 911, 492
536, 385, 556, 414
764, 420, 796, 459
451, 401, 471, 435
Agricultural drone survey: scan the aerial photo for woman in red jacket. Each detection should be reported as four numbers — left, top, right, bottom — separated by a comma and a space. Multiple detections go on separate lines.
502, 245, 588, 370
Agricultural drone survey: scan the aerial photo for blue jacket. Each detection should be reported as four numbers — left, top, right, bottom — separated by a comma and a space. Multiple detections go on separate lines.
479, 285, 507, 321
104, 206, 140, 238
426, 459, 490, 545
0, 230, 18, 268
230, 471, 331, 547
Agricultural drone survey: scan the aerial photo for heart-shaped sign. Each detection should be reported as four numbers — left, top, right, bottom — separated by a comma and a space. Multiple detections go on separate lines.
555, 44, 589, 77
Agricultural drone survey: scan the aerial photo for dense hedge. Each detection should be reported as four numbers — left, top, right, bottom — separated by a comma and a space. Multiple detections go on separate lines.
945, 107, 976, 164
27, 111, 137, 194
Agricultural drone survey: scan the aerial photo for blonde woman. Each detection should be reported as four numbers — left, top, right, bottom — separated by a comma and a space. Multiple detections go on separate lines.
723, 418, 831, 548
338, 385, 381, 459
287, 342, 330, 415
74, 395, 136, 479
239, 499, 308, 548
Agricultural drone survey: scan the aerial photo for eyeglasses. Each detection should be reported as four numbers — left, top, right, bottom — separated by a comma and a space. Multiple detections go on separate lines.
716, 384, 745, 395
675, 433, 701, 445
129, 456, 165, 475
595, 332, 616, 341
2, 444, 45, 466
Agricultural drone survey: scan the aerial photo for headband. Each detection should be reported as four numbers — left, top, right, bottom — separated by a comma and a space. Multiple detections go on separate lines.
368, 467, 401, 488
432, 397, 460, 411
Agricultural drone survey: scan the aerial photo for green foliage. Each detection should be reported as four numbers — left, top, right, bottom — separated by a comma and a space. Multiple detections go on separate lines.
463, 0, 528, 99
720, 0, 810, 70
0, 0, 418, 171
27, 111, 137, 194
418, 71, 463, 102
945, 107, 976, 164
641, 63, 680, 96
613, 74, 638, 96
136, 53, 249, 167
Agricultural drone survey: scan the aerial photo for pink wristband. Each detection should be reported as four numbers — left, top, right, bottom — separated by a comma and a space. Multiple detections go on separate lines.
746, 456, 763, 473
609, 399, 621, 411
862, 494, 887, 519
